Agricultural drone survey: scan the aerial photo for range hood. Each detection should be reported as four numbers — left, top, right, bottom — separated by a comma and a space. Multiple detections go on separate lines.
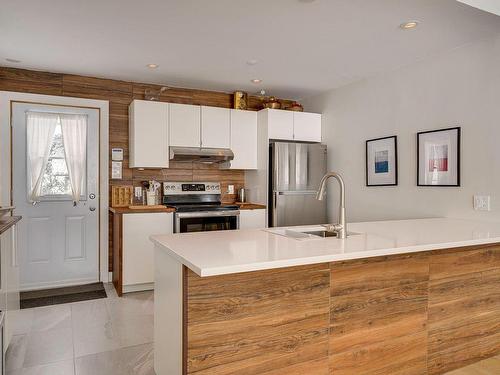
169, 146, 234, 164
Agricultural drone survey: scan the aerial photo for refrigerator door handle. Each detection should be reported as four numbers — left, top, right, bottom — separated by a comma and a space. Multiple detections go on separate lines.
276, 190, 319, 196
272, 191, 278, 227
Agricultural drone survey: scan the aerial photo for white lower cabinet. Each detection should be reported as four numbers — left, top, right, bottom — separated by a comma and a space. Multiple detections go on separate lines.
239, 209, 266, 229
0, 224, 20, 352
122, 213, 173, 292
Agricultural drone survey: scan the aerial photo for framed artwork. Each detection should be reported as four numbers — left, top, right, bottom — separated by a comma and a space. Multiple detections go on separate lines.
366, 136, 398, 186
417, 127, 460, 187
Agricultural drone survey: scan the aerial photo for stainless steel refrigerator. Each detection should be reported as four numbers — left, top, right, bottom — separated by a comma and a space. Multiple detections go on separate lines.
269, 142, 327, 227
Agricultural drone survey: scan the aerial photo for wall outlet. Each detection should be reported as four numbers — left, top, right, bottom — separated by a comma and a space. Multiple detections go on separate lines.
473, 195, 491, 211
227, 185, 235, 194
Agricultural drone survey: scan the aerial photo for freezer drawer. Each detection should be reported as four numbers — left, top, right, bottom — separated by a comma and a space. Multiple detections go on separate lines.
272, 191, 327, 227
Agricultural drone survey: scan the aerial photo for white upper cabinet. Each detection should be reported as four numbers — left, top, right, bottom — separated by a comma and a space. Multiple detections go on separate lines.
169, 103, 201, 147
263, 109, 322, 142
266, 109, 294, 141
293, 112, 322, 142
129, 100, 169, 168
230, 109, 257, 169
201, 106, 231, 148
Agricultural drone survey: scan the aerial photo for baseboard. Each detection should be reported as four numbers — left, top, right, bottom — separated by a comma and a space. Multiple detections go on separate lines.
122, 282, 154, 294
20, 277, 99, 292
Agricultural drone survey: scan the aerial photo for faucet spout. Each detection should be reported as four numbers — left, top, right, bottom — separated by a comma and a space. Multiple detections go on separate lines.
316, 172, 347, 239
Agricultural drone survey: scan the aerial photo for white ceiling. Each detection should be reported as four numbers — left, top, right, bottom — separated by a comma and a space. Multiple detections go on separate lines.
457, 0, 500, 16
1, 0, 500, 99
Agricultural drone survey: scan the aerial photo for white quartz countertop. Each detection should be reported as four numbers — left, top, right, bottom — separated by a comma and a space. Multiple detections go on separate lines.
150, 218, 500, 277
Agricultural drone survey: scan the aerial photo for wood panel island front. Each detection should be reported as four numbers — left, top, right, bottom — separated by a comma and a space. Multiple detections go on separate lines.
151, 218, 500, 375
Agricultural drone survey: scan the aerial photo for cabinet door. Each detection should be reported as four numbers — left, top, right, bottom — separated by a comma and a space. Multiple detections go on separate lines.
169, 103, 201, 147
123, 213, 173, 288
0, 231, 7, 340
1, 225, 18, 351
129, 100, 169, 168
267, 109, 294, 141
201, 106, 231, 148
240, 210, 266, 229
293, 112, 322, 142
230, 110, 257, 169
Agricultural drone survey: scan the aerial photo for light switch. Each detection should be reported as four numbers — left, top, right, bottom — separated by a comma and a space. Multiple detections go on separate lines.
111, 148, 124, 161
227, 185, 235, 194
473, 195, 491, 211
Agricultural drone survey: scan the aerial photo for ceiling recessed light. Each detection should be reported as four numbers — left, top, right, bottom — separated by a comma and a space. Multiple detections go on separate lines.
400, 21, 419, 30
246, 59, 258, 66
147, 63, 159, 69
251, 79, 262, 84
5, 58, 21, 63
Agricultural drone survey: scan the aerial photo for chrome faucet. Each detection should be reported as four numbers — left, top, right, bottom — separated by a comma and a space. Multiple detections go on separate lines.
316, 172, 347, 239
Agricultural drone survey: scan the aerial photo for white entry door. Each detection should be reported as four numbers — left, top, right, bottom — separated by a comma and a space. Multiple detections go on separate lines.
12, 102, 99, 290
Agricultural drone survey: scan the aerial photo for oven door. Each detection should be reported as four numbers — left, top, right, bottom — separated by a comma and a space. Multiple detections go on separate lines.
174, 211, 240, 233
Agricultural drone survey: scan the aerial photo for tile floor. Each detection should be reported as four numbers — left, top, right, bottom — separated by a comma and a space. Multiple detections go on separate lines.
6, 283, 155, 375
6, 282, 499, 375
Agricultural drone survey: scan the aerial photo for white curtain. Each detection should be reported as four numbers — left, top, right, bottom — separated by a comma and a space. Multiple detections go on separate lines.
60, 114, 87, 205
26, 112, 58, 203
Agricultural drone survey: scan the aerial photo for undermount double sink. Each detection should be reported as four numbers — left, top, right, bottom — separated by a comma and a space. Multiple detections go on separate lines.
265, 226, 360, 240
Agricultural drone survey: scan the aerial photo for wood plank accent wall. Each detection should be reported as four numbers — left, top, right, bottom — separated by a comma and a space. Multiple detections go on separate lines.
0, 66, 292, 270
183, 245, 500, 374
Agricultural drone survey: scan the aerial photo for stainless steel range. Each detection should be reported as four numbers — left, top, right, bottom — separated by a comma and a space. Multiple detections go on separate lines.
163, 182, 240, 233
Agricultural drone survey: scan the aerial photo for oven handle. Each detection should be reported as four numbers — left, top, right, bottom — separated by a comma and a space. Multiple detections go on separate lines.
175, 210, 240, 219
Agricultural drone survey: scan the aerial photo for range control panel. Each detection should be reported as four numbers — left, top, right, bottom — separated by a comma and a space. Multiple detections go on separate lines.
163, 182, 221, 195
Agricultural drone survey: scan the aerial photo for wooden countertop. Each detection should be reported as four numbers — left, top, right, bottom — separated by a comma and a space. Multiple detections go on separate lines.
232, 202, 266, 210
111, 204, 265, 213
0, 216, 22, 235
109, 206, 176, 214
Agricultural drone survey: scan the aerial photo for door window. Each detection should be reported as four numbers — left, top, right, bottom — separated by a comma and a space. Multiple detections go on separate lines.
29, 120, 86, 200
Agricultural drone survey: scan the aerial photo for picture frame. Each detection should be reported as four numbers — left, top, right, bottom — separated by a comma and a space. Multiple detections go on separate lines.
417, 127, 460, 187
366, 136, 398, 186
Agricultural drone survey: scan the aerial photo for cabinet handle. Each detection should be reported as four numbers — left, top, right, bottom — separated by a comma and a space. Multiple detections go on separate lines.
12, 224, 18, 267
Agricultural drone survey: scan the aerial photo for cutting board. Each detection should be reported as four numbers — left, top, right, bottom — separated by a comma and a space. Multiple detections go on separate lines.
111, 186, 133, 207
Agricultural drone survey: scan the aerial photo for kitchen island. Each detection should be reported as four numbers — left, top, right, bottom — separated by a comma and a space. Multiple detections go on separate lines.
151, 218, 500, 375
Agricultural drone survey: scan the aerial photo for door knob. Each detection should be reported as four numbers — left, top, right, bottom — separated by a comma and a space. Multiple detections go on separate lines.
89, 207, 96, 211
89, 193, 96, 199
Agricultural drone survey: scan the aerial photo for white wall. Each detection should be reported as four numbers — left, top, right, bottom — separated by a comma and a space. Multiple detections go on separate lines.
302, 34, 500, 223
